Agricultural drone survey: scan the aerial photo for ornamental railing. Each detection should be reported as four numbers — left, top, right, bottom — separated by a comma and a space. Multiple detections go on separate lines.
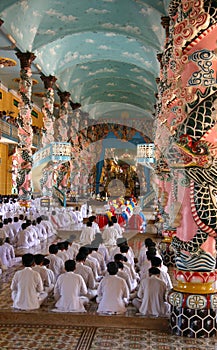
32, 142, 71, 168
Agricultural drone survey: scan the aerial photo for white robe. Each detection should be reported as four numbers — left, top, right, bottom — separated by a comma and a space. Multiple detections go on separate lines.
133, 275, 170, 317
54, 271, 88, 312
11, 267, 48, 310
97, 274, 129, 314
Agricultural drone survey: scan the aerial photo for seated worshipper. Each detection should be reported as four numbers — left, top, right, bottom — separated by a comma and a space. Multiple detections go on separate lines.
40, 215, 57, 237
0, 222, 7, 241
79, 221, 95, 246
102, 221, 118, 248
11, 253, 48, 310
79, 246, 100, 282
57, 241, 70, 262
67, 236, 80, 260
43, 257, 56, 285
141, 256, 173, 291
33, 254, 54, 294
46, 244, 65, 279
75, 252, 98, 300
53, 259, 89, 312
88, 215, 101, 234
9, 216, 22, 243
36, 216, 47, 241
132, 267, 170, 317
109, 237, 135, 266
111, 216, 124, 238
119, 245, 139, 286
137, 237, 154, 268
112, 261, 132, 293
114, 253, 138, 292
94, 233, 110, 264
14, 222, 35, 249
3, 218, 13, 241
89, 239, 106, 275
74, 206, 83, 223
2, 237, 21, 267
139, 248, 157, 278
97, 261, 129, 315
25, 220, 40, 247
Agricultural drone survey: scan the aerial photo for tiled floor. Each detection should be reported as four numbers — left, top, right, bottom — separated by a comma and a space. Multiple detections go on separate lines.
0, 225, 216, 349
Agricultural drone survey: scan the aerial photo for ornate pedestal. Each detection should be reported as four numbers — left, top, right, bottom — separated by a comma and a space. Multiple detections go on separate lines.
168, 270, 217, 337
158, 230, 176, 267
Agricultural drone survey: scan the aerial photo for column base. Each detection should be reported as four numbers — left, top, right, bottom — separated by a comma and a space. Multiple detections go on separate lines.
168, 291, 217, 338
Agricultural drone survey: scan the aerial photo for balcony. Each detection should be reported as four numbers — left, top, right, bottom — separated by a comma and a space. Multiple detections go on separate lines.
0, 119, 41, 148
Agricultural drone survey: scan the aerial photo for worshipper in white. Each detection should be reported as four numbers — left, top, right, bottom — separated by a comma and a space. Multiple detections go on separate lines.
97, 261, 129, 315
111, 216, 124, 238
88, 215, 101, 235
46, 244, 65, 279
75, 252, 98, 300
53, 259, 88, 312
79, 221, 95, 246
36, 216, 47, 241
11, 253, 48, 310
0, 238, 21, 268
56, 241, 70, 262
67, 235, 80, 260
32, 254, 54, 294
14, 222, 34, 249
140, 256, 173, 291
8, 216, 22, 244
73, 206, 83, 223
132, 267, 170, 317
79, 246, 100, 282
0, 222, 7, 241
101, 221, 118, 248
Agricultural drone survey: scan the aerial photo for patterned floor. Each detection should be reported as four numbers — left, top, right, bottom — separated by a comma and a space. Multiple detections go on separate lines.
0, 324, 216, 349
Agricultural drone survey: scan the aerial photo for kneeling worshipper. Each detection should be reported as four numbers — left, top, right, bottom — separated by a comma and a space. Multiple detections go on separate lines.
10, 253, 48, 310
132, 267, 170, 317
53, 259, 89, 312
97, 261, 129, 315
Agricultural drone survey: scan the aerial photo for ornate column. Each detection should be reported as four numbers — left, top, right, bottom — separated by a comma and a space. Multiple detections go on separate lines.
41, 74, 57, 147
39, 75, 57, 197
155, 1, 217, 338
53, 91, 71, 194
15, 51, 36, 205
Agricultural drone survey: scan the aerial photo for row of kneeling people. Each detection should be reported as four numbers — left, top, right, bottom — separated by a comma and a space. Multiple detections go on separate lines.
10, 237, 172, 317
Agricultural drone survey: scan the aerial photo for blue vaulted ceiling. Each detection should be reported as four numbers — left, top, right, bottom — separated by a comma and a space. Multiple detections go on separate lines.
0, 0, 169, 121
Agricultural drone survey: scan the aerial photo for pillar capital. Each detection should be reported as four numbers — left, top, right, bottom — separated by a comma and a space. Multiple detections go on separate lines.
15, 51, 36, 69
161, 16, 170, 38
41, 74, 57, 89
57, 91, 71, 104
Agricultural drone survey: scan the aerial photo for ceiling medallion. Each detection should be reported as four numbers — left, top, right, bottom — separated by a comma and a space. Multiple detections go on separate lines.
13, 78, 38, 85
0, 57, 16, 67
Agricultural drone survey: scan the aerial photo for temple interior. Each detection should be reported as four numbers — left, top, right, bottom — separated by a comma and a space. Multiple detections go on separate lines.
0, 0, 217, 348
